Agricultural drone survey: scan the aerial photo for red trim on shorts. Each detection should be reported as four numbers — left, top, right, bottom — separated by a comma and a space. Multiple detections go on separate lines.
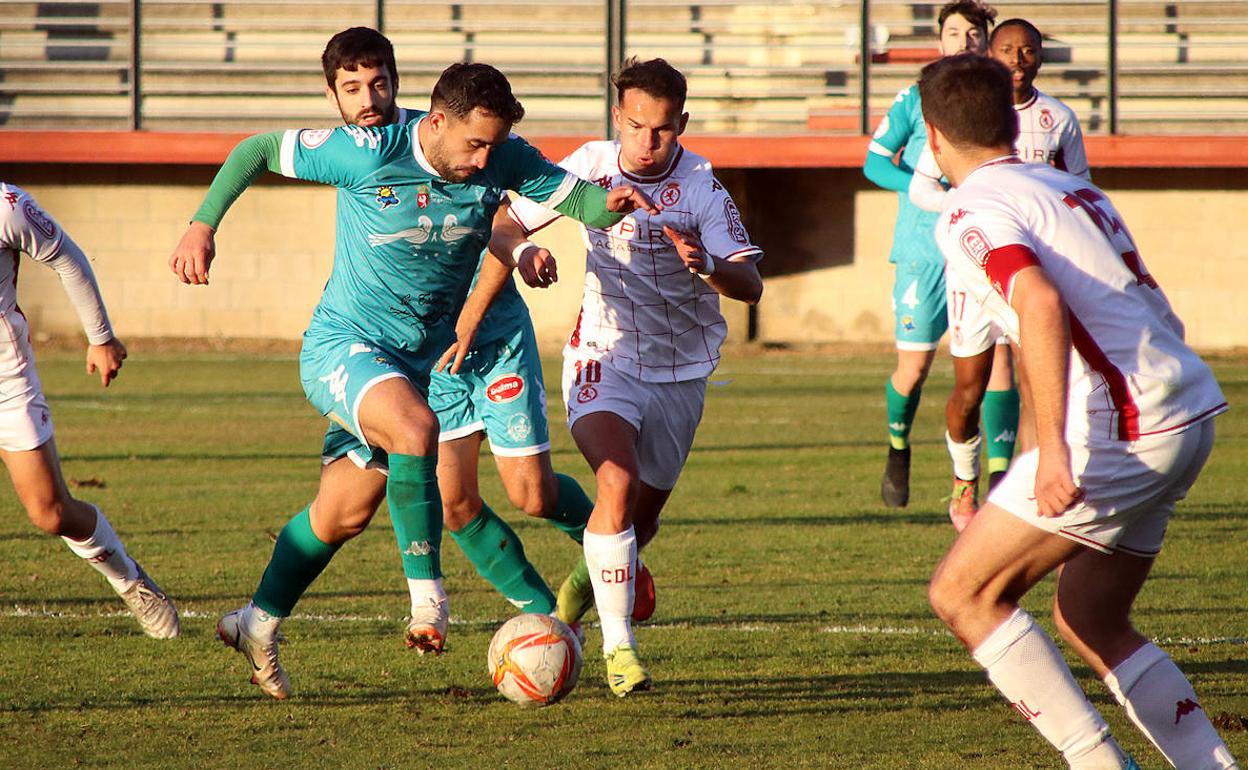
1135, 403, 1227, 438
568, 308, 583, 349
1116, 542, 1162, 558
1057, 528, 1112, 553
984, 244, 1041, 300
1067, 312, 1140, 441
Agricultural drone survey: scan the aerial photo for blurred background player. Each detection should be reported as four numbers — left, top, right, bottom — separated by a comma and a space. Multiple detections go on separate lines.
862, 0, 1000, 509
170, 60, 654, 699
909, 16, 1089, 529
923, 54, 1236, 770
0, 182, 179, 639
498, 58, 764, 696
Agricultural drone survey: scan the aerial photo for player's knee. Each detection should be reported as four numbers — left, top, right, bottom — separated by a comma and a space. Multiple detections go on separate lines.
442, 493, 482, 531
928, 568, 975, 630
25, 496, 70, 535
594, 462, 638, 511
376, 408, 439, 455
509, 474, 557, 518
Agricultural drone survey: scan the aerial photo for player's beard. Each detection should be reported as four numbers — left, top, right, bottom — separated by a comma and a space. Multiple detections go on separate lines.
340, 101, 398, 128
425, 140, 475, 183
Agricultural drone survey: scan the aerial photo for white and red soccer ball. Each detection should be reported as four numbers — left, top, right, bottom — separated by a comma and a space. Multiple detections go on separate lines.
487, 614, 582, 707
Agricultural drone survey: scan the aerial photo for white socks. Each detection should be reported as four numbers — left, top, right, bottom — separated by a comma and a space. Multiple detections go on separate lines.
62, 505, 139, 591
946, 430, 982, 482
973, 608, 1128, 769
1104, 643, 1239, 770
583, 527, 637, 655
406, 577, 447, 616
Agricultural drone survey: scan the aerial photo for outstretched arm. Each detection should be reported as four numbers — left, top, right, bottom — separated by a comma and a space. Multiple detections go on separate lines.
664, 225, 763, 305
437, 203, 519, 374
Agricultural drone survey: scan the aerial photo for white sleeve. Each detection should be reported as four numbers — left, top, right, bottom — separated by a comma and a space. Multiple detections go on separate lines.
2, 191, 113, 344
508, 144, 592, 235
907, 146, 947, 212
696, 174, 763, 263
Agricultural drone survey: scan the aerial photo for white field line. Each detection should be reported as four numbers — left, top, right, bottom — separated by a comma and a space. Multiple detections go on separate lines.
5, 605, 1246, 647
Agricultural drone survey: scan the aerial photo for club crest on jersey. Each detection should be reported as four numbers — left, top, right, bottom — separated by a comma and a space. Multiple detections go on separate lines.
376, 186, 400, 210
21, 199, 57, 239
959, 227, 992, 268
723, 199, 748, 244
1039, 109, 1055, 130
300, 128, 333, 149
659, 182, 681, 207
416, 184, 431, 209
486, 374, 525, 404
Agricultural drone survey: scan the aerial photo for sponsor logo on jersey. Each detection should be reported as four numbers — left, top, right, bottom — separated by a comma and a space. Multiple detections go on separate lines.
486, 374, 525, 403
723, 199, 748, 244
3, 192, 17, 210
949, 208, 970, 226
21, 199, 57, 240
1174, 698, 1202, 724
576, 385, 598, 404
506, 413, 533, 441
901, 315, 916, 332
1039, 108, 1055, 130
416, 184, 430, 209
959, 227, 992, 268
659, 182, 681, 207
299, 128, 333, 149
376, 186, 400, 210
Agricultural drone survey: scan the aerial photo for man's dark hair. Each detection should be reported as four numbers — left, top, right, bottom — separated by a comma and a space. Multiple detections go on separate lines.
613, 57, 687, 112
937, 1, 997, 34
322, 27, 398, 91
430, 62, 525, 123
990, 18, 1043, 47
918, 53, 1018, 149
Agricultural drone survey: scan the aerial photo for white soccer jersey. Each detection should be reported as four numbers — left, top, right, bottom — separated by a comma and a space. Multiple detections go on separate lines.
0, 183, 113, 347
936, 158, 1226, 443
1014, 89, 1089, 179
509, 141, 763, 383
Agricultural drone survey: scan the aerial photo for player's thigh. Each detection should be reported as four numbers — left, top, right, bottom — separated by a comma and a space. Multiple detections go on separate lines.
987, 342, 1014, 389
950, 347, 993, 402
893, 258, 947, 351
635, 378, 706, 492
1, 436, 73, 520
563, 355, 643, 480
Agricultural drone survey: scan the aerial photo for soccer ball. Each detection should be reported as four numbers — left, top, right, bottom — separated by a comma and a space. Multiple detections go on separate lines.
487, 613, 582, 707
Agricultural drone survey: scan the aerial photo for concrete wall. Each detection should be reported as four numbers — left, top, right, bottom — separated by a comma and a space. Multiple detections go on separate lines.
3, 163, 1245, 349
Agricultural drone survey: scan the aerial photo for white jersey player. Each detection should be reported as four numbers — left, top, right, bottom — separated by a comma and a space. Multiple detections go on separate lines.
0, 183, 179, 638
499, 58, 763, 697
919, 55, 1236, 770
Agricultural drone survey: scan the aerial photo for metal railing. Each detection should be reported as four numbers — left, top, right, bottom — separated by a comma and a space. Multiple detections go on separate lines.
0, 0, 1245, 135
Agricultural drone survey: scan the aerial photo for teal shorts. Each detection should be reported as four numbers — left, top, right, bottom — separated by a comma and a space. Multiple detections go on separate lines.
428, 319, 550, 457
891, 258, 948, 350
301, 327, 433, 466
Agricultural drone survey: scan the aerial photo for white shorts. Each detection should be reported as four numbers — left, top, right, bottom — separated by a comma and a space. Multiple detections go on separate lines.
986, 419, 1216, 556
561, 354, 706, 490
0, 325, 53, 452
946, 266, 1006, 359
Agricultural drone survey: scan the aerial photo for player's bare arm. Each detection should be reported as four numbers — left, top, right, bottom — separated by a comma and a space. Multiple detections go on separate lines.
170, 221, 217, 285
86, 337, 127, 388
437, 206, 518, 374
489, 208, 558, 288
663, 225, 763, 305
1008, 265, 1081, 517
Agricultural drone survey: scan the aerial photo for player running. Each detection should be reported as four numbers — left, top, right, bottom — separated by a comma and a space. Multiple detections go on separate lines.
497, 58, 764, 696
170, 61, 655, 699
1, 183, 179, 639
909, 17, 1089, 529
923, 54, 1237, 769
863, 1, 1018, 511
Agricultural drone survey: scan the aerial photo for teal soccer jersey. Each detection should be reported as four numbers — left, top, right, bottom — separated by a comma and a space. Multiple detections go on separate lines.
868, 85, 943, 267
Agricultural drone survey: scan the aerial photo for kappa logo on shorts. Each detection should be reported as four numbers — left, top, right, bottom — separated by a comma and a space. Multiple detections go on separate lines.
21, 198, 57, 240
506, 413, 532, 441
959, 227, 992, 268
659, 182, 681, 207
299, 129, 333, 149
576, 385, 598, 404
486, 374, 525, 404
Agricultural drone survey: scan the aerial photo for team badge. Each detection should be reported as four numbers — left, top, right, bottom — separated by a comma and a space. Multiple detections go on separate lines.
486, 374, 525, 404
723, 199, 747, 244
376, 186, 400, 210
576, 385, 598, 404
416, 184, 430, 209
959, 227, 992, 268
659, 182, 681, 207
902, 315, 916, 332
299, 128, 333, 149
21, 199, 57, 239
1039, 109, 1055, 130
506, 414, 533, 441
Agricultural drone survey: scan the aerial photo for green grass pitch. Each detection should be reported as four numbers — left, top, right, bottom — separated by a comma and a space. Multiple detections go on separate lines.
1, 348, 1245, 769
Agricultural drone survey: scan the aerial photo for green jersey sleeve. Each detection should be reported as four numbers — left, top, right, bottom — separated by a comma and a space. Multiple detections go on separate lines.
191, 131, 283, 228
279, 123, 412, 187
489, 135, 578, 209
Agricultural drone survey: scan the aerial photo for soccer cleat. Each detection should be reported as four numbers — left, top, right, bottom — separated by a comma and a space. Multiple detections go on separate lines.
555, 559, 594, 628
604, 644, 652, 697
880, 446, 911, 508
217, 606, 290, 700
116, 562, 180, 639
632, 562, 656, 622
948, 477, 979, 533
404, 596, 449, 655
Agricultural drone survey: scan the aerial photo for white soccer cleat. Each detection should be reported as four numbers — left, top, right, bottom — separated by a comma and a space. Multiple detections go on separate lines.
404, 596, 449, 655
116, 562, 180, 639
217, 605, 291, 700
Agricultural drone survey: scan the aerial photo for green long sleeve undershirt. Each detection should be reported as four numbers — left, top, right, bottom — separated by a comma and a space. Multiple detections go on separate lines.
190, 130, 621, 230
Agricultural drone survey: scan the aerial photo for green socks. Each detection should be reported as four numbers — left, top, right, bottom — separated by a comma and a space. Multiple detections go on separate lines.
252, 507, 341, 617
983, 388, 1020, 475
388, 453, 443, 580
546, 473, 592, 544
886, 378, 922, 450
450, 504, 555, 614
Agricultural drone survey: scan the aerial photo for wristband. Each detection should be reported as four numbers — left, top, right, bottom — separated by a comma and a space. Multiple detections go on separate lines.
698, 254, 717, 277
512, 241, 537, 261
